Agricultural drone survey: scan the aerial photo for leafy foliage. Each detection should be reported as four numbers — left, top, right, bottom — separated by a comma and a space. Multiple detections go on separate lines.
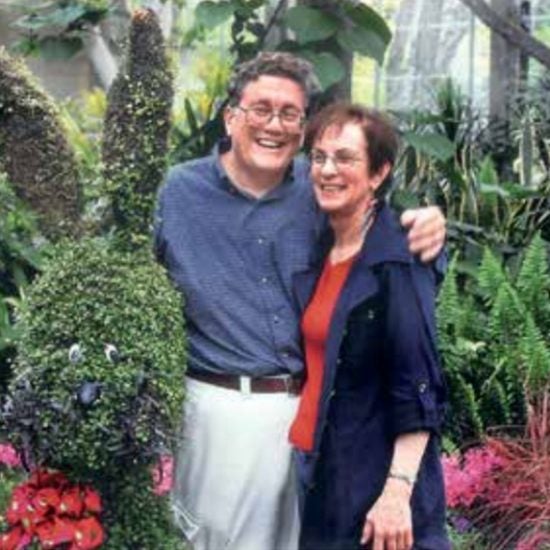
0, 174, 44, 393
8, 0, 111, 60
393, 79, 550, 269
438, 235, 550, 444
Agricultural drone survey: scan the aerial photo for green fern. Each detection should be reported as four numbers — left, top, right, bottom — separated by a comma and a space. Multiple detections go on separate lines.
488, 282, 526, 344
520, 314, 550, 390
515, 233, 550, 328
479, 376, 512, 427
437, 254, 462, 338
477, 247, 507, 305
438, 234, 550, 444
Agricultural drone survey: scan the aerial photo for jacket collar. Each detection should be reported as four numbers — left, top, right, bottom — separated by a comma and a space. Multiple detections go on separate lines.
311, 201, 412, 268
293, 202, 412, 312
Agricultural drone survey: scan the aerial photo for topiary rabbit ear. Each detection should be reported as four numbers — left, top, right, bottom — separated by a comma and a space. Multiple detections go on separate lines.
0, 47, 82, 241
101, 8, 174, 250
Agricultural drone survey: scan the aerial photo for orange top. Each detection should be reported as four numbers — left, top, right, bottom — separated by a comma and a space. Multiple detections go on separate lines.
289, 254, 356, 452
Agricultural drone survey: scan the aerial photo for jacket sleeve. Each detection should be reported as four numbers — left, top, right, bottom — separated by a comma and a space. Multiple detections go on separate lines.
383, 261, 447, 437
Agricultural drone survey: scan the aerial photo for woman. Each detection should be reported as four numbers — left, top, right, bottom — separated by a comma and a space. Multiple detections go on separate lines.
289, 103, 449, 550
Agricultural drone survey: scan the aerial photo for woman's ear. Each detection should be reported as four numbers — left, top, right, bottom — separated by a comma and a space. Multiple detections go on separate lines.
370, 162, 391, 192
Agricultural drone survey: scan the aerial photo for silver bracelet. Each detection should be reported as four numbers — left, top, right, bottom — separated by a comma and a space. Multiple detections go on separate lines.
388, 470, 417, 487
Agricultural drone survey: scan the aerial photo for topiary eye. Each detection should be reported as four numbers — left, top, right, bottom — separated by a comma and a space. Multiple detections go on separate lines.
104, 344, 120, 363
68, 343, 83, 364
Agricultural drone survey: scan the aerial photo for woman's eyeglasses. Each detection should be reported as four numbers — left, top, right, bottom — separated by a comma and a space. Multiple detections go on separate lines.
310, 150, 365, 170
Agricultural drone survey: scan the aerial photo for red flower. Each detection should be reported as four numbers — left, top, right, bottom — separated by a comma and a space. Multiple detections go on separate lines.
70, 517, 104, 550
152, 454, 173, 496
1, 468, 104, 550
5, 485, 35, 526
58, 487, 84, 518
28, 470, 69, 491
0, 525, 32, 550
82, 487, 102, 515
33, 488, 61, 517
35, 517, 74, 548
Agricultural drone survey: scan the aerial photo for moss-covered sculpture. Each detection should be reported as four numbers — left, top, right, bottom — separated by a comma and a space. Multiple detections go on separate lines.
102, 8, 174, 247
1, 8, 185, 549
4, 241, 186, 548
0, 48, 81, 240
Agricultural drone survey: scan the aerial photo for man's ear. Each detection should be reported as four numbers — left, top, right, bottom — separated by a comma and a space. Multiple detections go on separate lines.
224, 106, 235, 136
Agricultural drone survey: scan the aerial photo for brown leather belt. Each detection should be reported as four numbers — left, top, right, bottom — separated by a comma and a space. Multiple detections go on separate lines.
187, 370, 303, 395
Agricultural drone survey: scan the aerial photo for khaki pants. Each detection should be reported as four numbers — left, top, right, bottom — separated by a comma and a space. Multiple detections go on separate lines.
172, 376, 301, 550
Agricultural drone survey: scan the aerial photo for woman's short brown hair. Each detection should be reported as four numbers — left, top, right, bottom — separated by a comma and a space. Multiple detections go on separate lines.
305, 102, 399, 196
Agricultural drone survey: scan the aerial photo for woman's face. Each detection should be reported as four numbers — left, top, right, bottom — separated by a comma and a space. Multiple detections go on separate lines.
310, 122, 385, 217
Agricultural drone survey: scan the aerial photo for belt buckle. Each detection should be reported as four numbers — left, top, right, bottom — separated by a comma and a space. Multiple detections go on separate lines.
239, 376, 252, 395
283, 376, 292, 394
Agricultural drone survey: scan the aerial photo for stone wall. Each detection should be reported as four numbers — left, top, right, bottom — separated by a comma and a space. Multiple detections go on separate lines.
0, 11, 95, 99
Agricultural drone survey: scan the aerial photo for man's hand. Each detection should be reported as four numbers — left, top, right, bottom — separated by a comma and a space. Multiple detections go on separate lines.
401, 206, 446, 263
360, 479, 413, 550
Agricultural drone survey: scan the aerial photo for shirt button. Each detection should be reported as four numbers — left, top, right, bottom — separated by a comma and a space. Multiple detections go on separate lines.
257, 237, 264, 244
273, 315, 280, 324
261, 276, 269, 284
367, 309, 375, 320
336, 357, 342, 365
418, 382, 428, 393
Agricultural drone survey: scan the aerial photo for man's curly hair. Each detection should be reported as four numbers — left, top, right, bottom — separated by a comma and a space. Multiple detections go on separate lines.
226, 51, 321, 108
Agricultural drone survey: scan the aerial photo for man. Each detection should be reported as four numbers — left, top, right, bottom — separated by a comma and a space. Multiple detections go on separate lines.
155, 52, 446, 550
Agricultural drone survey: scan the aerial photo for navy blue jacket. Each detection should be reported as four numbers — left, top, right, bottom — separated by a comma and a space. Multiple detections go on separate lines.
293, 202, 449, 549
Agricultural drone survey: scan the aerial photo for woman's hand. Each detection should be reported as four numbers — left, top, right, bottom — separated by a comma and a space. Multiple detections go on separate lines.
401, 206, 446, 262
360, 478, 413, 550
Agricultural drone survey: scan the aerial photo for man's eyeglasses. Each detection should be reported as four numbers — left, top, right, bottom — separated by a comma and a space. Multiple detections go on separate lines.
235, 105, 305, 133
310, 150, 365, 170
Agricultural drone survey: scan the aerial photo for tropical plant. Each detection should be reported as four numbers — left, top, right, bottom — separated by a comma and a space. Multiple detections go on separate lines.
0, 174, 44, 393
393, 78, 550, 268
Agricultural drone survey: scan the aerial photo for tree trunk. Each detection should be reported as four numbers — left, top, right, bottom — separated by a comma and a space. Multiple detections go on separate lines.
489, 0, 520, 124
83, 27, 118, 89
459, 0, 550, 69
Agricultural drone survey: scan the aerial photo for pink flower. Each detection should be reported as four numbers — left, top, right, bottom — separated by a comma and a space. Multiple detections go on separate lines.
0, 444, 21, 469
152, 454, 173, 495
442, 445, 508, 509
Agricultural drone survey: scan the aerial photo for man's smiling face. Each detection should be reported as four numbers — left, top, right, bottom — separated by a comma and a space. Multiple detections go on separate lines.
223, 75, 306, 185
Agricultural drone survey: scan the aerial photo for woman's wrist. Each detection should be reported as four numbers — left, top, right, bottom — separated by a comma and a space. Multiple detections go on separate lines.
388, 469, 417, 487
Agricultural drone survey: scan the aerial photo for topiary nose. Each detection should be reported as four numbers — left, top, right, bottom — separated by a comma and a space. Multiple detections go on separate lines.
77, 382, 102, 406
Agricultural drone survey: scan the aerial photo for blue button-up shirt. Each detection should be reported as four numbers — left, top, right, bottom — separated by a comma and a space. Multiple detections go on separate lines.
154, 146, 323, 376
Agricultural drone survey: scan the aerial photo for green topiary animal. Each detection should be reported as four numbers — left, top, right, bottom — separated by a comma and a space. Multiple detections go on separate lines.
102, 8, 174, 248
0, 47, 81, 240
1, 8, 186, 549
